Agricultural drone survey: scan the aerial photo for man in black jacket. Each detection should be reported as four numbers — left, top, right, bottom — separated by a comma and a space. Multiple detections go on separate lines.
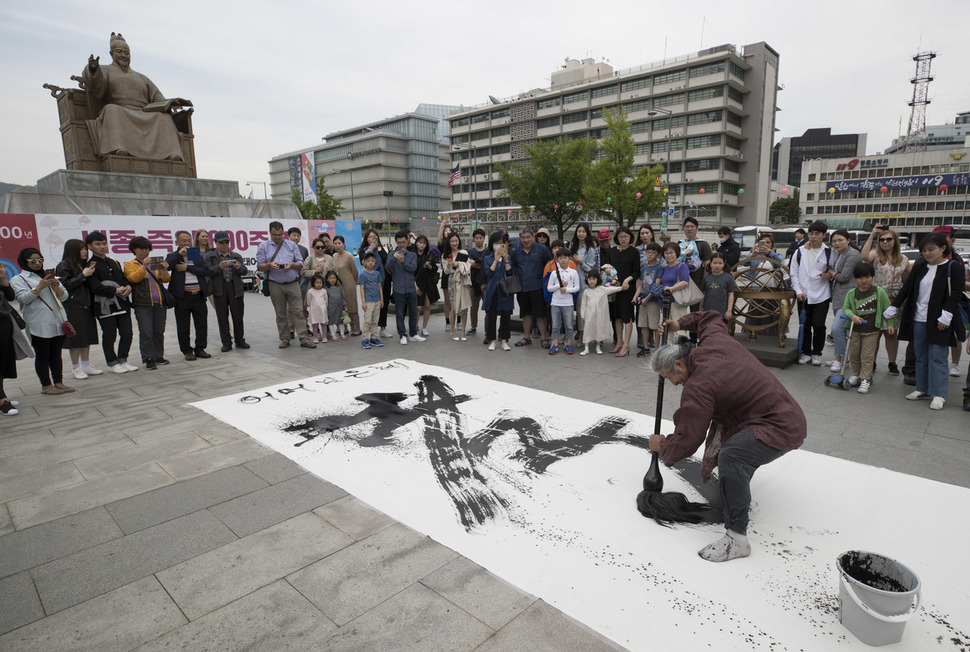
204, 231, 250, 352
166, 230, 211, 361
786, 229, 807, 260
715, 226, 741, 269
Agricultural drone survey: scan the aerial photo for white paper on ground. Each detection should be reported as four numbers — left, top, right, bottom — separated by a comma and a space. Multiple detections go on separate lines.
192, 359, 970, 650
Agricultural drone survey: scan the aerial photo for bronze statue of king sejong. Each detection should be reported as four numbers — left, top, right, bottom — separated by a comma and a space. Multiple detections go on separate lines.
82, 32, 191, 161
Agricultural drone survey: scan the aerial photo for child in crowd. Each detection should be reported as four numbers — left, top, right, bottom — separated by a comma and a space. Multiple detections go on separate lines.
324, 270, 347, 341
357, 252, 385, 349
843, 262, 894, 394
700, 252, 737, 320
305, 274, 329, 343
580, 269, 632, 356
542, 240, 577, 341
546, 248, 580, 354
635, 241, 664, 356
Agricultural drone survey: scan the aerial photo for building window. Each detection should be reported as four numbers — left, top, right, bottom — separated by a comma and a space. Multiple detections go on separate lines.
724, 159, 740, 173
635, 143, 650, 156
725, 135, 742, 150
808, 174, 816, 182
590, 105, 618, 119
806, 206, 814, 215
491, 143, 511, 154
806, 193, 815, 200
537, 97, 561, 109
686, 134, 721, 149
470, 130, 488, 142
537, 116, 561, 129
689, 61, 726, 78
726, 111, 743, 127
452, 117, 469, 128
591, 84, 618, 99
631, 121, 650, 134
563, 91, 588, 104
684, 158, 720, 172
652, 115, 685, 130
684, 182, 719, 194
621, 77, 651, 92
566, 131, 587, 140
728, 87, 744, 103
688, 87, 724, 102
729, 61, 746, 80
491, 108, 510, 119
452, 134, 468, 144
653, 92, 686, 108
589, 128, 606, 139
651, 139, 684, 153
624, 99, 652, 113
654, 69, 687, 85
471, 113, 489, 124
562, 111, 588, 125
687, 110, 722, 125
491, 125, 511, 137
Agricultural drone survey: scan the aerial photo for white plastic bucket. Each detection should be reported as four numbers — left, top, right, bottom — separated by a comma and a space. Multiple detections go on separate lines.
836, 550, 921, 647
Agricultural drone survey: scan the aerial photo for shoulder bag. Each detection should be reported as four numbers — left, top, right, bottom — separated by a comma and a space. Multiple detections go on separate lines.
671, 264, 704, 307
262, 241, 285, 296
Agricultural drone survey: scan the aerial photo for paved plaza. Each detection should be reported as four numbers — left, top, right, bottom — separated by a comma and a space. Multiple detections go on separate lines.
0, 294, 967, 650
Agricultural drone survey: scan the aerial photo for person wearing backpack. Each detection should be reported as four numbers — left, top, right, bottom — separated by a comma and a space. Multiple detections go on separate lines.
789, 221, 833, 365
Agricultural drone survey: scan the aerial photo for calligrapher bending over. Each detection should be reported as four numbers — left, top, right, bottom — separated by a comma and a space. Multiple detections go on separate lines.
648, 309, 807, 562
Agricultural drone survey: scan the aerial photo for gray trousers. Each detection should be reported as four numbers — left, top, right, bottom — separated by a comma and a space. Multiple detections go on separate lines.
134, 305, 167, 362
269, 281, 308, 343
717, 428, 787, 535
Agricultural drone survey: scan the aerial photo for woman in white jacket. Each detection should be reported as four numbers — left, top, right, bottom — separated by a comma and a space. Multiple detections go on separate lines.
789, 221, 833, 365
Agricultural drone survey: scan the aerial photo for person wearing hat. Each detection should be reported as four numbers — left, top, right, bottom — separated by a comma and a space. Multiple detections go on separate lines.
535, 228, 552, 250
204, 232, 250, 352
166, 230, 211, 361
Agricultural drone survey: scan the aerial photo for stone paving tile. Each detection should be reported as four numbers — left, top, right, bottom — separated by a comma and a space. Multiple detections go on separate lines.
73, 431, 210, 480
421, 557, 537, 630
208, 473, 347, 537
50, 407, 173, 440
67, 388, 142, 417
473, 600, 624, 652
910, 451, 970, 489
106, 465, 269, 534
31, 509, 237, 615
0, 507, 123, 578
0, 430, 132, 477
6, 462, 175, 530
825, 438, 917, 475
838, 420, 925, 450
158, 438, 272, 481
313, 495, 397, 541
134, 579, 336, 651
0, 571, 45, 636
3, 406, 106, 435
0, 505, 12, 536
287, 523, 460, 626
157, 512, 353, 620
320, 583, 494, 652
243, 451, 307, 485
0, 460, 85, 504
0, 576, 186, 651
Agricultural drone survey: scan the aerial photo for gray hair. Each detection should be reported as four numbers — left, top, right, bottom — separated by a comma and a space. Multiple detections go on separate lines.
650, 337, 694, 374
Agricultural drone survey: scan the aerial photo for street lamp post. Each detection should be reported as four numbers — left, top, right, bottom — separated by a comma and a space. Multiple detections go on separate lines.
246, 181, 268, 199
453, 144, 478, 224
333, 163, 356, 220
647, 107, 673, 235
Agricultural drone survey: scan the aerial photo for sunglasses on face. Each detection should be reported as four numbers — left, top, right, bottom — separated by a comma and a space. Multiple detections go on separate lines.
27, 258, 44, 264
878, 238, 894, 243
314, 246, 326, 250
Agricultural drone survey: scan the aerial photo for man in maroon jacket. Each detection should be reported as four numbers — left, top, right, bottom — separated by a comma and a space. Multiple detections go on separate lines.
648, 310, 807, 562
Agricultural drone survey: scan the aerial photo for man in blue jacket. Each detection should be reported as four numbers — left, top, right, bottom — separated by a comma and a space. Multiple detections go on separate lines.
511, 227, 552, 347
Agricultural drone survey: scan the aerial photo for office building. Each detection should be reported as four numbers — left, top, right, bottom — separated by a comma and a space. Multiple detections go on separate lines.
772, 128, 866, 188
447, 42, 780, 226
884, 111, 970, 154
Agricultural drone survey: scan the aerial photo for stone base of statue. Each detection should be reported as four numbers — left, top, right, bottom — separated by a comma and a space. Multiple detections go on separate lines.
44, 82, 196, 179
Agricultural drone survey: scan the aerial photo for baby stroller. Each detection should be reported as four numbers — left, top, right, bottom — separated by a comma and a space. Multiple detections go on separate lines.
824, 315, 860, 390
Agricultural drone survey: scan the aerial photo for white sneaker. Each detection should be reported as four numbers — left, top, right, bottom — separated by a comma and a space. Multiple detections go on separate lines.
380, 329, 393, 338
109, 364, 128, 374
698, 531, 751, 563
857, 379, 870, 394
122, 362, 139, 372
580, 348, 589, 356
82, 365, 104, 375
488, 342, 496, 351
596, 345, 603, 355
950, 364, 961, 377
502, 342, 511, 351
71, 368, 89, 380
798, 354, 812, 364
420, 329, 429, 337
410, 334, 426, 342
930, 396, 946, 410
905, 391, 928, 401
847, 375, 859, 386
400, 336, 408, 345
811, 355, 822, 366
830, 360, 842, 372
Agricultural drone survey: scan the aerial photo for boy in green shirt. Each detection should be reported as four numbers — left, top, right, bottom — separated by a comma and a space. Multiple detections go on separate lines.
843, 262, 894, 394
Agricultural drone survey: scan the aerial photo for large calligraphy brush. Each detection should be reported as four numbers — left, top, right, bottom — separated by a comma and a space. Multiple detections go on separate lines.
636, 292, 721, 526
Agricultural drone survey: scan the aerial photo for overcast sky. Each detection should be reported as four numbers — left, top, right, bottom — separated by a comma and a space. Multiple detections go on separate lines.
1, 0, 967, 194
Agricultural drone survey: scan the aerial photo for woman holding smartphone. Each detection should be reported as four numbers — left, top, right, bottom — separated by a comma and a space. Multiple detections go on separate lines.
56, 239, 103, 379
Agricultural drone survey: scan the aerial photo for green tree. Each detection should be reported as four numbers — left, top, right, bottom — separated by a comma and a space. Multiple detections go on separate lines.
583, 107, 665, 227
289, 176, 344, 220
769, 188, 801, 224
495, 137, 596, 240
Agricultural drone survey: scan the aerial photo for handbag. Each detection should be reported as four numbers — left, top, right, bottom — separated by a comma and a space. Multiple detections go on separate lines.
672, 277, 704, 307
262, 241, 285, 296
499, 272, 522, 295
10, 314, 33, 360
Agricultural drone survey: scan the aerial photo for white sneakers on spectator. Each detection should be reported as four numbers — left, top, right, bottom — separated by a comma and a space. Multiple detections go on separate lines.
830, 360, 842, 372
109, 364, 127, 374
410, 334, 426, 342
811, 355, 822, 366
488, 342, 496, 351
847, 376, 859, 386
380, 329, 393, 338
930, 397, 946, 410
72, 368, 89, 380
122, 362, 139, 372
400, 336, 408, 345
83, 364, 103, 375
905, 391, 928, 400
420, 329, 429, 337
798, 354, 811, 364
502, 342, 511, 351
950, 364, 961, 377
857, 380, 870, 394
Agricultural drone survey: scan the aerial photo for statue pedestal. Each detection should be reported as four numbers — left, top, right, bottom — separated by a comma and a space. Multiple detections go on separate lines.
735, 334, 799, 368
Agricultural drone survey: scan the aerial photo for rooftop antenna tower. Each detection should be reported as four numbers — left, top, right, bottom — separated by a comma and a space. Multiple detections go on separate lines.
903, 50, 936, 152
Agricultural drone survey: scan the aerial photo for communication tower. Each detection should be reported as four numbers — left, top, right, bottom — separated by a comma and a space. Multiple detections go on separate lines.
903, 51, 937, 152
